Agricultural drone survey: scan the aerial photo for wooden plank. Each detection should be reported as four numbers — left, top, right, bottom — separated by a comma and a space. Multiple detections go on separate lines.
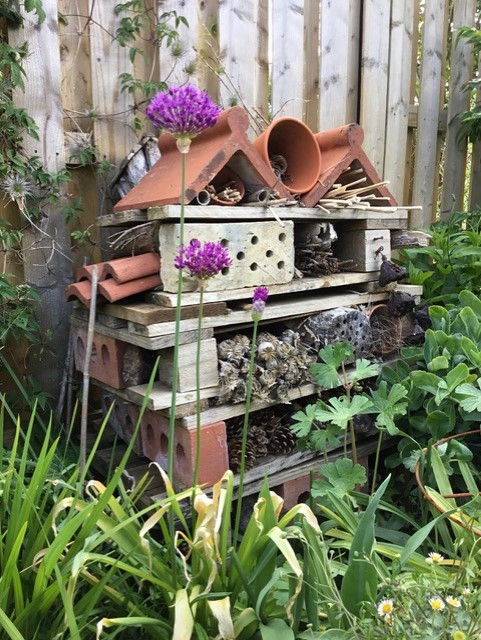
88, 1, 138, 211
440, 0, 476, 219
303, 0, 320, 130
218, 0, 269, 129
70, 315, 213, 350
333, 230, 391, 272
337, 218, 408, 231
147, 204, 410, 221
384, 0, 415, 203
9, 1, 73, 396
359, 0, 391, 176
318, 0, 361, 129
411, 0, 449, 228
98, 210, 148, 227
126, 382, 219, 411
100, 301, 228, 325
132, 290, 389, 337
180, 361, 383, 428
157, 338, 219, 392
148, 272, 381, 307
271, 0, 305, 119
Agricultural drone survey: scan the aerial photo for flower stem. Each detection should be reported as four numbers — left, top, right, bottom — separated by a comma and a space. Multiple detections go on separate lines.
193, 282, 205, 487
233, 319, 259, 546
166, 149, 187, 587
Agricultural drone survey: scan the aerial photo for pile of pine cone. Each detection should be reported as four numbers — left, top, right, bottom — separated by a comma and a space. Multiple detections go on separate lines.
227, 407, 298, 472
215, 329, 314, 405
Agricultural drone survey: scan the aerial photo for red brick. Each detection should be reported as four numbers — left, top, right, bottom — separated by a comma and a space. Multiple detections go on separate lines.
72, 326, 129, 389
140, 411, 228, 487
273, 474, 312, 511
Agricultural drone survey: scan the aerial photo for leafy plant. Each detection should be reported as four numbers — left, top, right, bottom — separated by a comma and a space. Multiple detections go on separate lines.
291, 342, 408, 496
398, 209, 481, 305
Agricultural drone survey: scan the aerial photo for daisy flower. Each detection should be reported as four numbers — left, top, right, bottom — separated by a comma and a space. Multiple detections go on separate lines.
377, 599, 394, 618
429, 597, 445, 612
426, 552, 444, 564
446, 596, 461, 608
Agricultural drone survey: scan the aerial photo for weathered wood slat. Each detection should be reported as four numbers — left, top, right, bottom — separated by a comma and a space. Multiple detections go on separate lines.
70, 315, 213, 350
126, 382, 219, 411
384, 0, 415, 202
100, 301, 228, 325
148, 272, 380, 307
147, 205, 410, 222
411, 0, 449, 228
360, 0, 391, 177
271, 0, 305, 119
440, 0, 476, 219
319, 0, 361, 129
131, 290, 389, 337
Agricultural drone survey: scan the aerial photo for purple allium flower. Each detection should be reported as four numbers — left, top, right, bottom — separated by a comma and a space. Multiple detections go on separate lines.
251, 286, 269, 320
146, 85, 221, 148
174, 239, 232, 281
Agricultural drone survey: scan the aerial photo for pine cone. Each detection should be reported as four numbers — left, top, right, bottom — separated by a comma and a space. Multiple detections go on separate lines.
268, 422, 297, 455
228, 439, 256, 473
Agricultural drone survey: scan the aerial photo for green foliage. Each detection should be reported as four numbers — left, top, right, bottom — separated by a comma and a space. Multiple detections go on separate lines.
398, 210, 481, 305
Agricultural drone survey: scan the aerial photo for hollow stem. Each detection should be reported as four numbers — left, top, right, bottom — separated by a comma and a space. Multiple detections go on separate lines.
193, 282, 205, 487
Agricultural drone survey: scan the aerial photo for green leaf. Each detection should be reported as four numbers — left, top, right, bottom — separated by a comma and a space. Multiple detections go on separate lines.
259, 618, 295, 640
452, 306, 481, 342
311, 343, 353, 388
351, 358, 379, 383
455, 380, 481, 413
428, 306, 451, 332
290, 404, 318, 438
314, 396, 372, 430
312, 459, 367, 499
427, 355, 450, 371
459, 290, 481, 316
369, 381, 408, 435
410, 370, 441, 396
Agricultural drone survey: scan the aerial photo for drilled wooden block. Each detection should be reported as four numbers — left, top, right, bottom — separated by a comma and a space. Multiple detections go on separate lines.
333, 229, 391, 272
158, 221, 295, 292
158, 338, 219, 392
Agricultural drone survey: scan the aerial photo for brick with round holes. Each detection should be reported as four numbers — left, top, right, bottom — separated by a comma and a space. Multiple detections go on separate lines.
139, 410, 228, 487
72, 326, 129, 389
272, 474, 312, 511
100, 391, 143, 455
158, 221, 295, 293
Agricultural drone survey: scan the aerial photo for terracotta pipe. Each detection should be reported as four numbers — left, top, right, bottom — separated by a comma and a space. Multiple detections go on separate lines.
98, 274, 161, 303
102, 252, 160, 284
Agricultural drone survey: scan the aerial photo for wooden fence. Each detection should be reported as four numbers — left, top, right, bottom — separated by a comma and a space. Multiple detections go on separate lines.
2, 0, 480, 393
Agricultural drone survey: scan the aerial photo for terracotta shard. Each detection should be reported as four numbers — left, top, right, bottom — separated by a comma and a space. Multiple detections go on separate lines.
98, 274, 162, 303
301, 123, 398, 208
113, 106, 291, 212
76, 261, 109, 282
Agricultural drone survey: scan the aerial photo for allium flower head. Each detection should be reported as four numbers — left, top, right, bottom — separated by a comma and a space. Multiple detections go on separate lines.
377, 598, 394, 618
174, 239, 232, 281
251, 286, 269, 321
146, 85, 221, 151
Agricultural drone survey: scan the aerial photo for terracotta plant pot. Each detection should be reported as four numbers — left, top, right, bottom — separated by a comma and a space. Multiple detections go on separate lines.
253, 117, 322, 194
368, 304, 402, 355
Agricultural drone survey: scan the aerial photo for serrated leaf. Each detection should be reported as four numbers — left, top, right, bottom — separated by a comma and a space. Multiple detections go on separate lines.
427, 355, 450, 371
311, 459, 367, 499
455, 380, 481, 413
351, 358, 379, 383
308, 426, 342, 453
310, 361, 341, 389
314, 396, 372, 430
291, 404, 318, 438
370, 382, 408, 435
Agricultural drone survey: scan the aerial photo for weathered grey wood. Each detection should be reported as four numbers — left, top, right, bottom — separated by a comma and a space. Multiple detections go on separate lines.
100, 301, 228, 325
70, 315, 213, 350
333, 230, 391, 272
360, 0, 391, 176
411, 0, 449, 228
9, 2, 73, 397
319, 0, 361, 129
97, 210, 148, 227
147, 205, 410, 222
157, 338, 219, 392
147, 271, 380, 307
384, 0, 415, 202
132, 290, 389, 337
271, 0, 304, 119
441, 0, 476, 219
126, 381, 219, 411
